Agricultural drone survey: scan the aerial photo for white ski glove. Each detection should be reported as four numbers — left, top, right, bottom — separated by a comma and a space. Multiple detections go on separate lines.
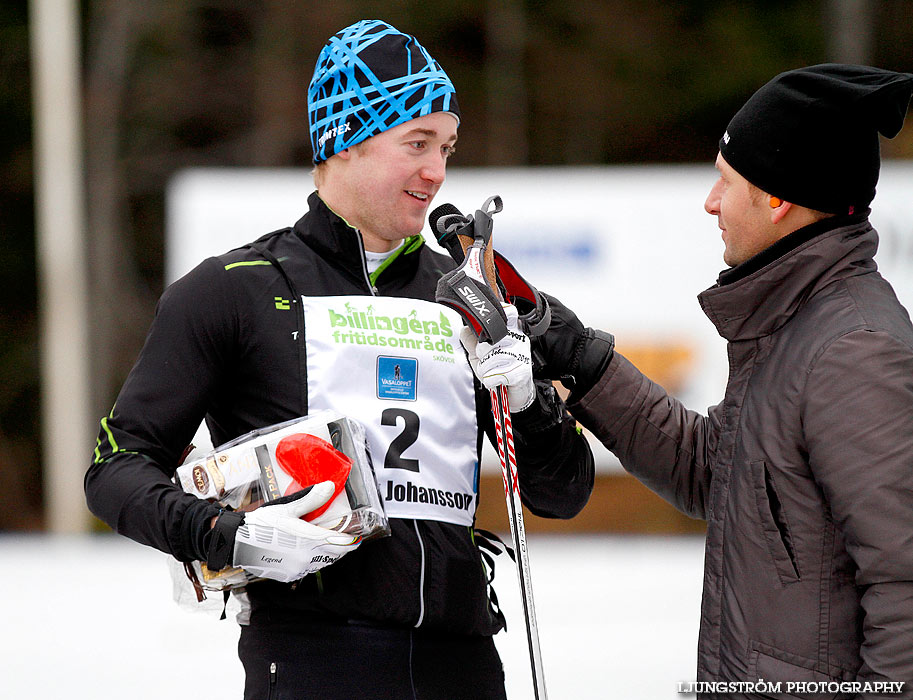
233, 481, 361, 583
460, 304, 536, 411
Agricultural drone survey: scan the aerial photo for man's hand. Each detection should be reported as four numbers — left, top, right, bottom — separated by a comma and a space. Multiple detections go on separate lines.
532, 292, 615, 395
460, 304, 536, 411
232, 481, 361, 583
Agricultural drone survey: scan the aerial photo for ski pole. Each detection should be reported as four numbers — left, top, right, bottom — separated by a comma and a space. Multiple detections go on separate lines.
433, 196, 549, 699
491, 383, 547, 699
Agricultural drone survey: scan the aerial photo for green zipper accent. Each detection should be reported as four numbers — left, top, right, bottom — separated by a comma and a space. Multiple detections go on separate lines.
368, 234, 425, 286
403, 234, 424, 255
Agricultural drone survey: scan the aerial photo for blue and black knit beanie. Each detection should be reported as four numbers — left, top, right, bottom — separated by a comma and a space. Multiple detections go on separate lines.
308, 19, 460, 163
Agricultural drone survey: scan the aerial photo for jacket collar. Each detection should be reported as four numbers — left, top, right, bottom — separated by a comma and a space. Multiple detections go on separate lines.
292, 192, 426, 288
698, 214, 877, 341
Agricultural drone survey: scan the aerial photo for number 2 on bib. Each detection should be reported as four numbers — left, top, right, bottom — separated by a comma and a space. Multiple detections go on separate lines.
381, 408, 420, 472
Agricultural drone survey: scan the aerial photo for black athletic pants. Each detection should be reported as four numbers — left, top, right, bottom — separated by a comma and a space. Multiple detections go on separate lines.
238, 620, 508, 700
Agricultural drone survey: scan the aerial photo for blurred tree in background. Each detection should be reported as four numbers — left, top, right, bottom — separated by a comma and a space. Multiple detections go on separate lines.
2, 0, 912, 529
0, 1, 40, 528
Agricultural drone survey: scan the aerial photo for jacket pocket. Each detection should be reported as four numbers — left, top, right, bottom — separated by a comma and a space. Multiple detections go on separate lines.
750, 460, 800, 585
749, 641, 853, 699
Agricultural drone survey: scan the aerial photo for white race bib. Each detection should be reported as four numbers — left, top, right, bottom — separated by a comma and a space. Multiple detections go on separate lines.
303, 296, 479, 526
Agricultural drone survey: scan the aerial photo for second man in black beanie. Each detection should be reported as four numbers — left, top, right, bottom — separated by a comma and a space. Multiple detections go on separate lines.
532, 63, 913, 694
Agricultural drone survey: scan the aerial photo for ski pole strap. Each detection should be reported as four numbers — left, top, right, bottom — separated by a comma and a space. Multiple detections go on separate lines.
435, 267, 508, 344
473, 527, 513, 630
492, 251, 551, 338
472, 195, 502, 246
474, 527, 516, 563
433, 193, 551, 343
432, 204, 471, 264
206, 509, 245, 572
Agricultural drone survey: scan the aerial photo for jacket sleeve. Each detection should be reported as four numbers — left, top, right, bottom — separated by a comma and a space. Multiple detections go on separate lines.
85, 257, 235, 562
802, 329, 913, 688
568, 351, 717, 520
477, 380, 595, 519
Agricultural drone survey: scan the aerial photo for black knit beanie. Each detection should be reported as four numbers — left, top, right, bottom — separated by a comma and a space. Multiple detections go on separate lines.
719, 64, 913, 214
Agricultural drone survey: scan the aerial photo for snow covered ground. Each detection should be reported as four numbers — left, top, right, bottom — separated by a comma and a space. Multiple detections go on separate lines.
1, 533, 704, 699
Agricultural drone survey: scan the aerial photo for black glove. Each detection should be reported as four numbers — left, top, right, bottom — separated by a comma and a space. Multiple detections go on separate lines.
532, 292, 615, 397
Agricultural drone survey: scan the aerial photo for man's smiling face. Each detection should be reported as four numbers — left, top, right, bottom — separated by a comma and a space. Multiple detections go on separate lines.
333, 111, 458, 252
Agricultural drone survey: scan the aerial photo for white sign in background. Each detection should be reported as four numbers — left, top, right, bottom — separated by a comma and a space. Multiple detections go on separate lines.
167, 163, 913, 471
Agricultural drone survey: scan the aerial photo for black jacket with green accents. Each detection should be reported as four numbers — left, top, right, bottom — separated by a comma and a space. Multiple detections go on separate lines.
86, 192, 593, 636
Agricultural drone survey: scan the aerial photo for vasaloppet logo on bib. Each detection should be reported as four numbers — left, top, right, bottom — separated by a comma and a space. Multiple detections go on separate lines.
377, 356, 418, 401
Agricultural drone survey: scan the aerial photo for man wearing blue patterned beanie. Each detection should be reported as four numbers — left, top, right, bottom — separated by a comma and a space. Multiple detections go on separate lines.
306, 19, 462, 253
85, 18, 594, 700
308, 19, 460, 164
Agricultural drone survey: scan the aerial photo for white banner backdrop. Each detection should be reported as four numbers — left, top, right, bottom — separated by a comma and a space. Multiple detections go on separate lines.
168, 163, 913, 471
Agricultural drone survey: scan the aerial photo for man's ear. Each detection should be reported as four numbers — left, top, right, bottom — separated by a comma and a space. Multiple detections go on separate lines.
335, 148, 353, 161
770, 198, 792, 224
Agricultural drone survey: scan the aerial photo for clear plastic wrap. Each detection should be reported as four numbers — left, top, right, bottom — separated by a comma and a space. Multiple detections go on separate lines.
174, 411, 389, 597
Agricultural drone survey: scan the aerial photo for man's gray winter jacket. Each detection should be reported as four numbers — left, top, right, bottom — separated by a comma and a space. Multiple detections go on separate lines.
571, 214, 913, 697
